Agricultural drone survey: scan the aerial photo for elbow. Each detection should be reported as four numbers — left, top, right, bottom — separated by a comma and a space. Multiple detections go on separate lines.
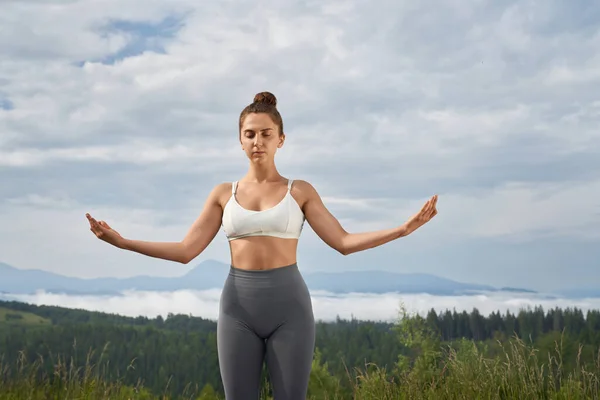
178, 243, 196, 264
336, 234, 351, 256
340, 248, 354, 256
178, 253, 190, 264
180, 250, 200, 264
180, 253, 199, 264
337, 243, 351, 256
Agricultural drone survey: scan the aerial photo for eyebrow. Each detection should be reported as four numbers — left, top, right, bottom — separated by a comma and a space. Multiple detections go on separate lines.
244, 128, 273, 133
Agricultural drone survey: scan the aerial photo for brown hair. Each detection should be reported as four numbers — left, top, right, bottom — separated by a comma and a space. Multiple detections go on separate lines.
238, 91, 284, 136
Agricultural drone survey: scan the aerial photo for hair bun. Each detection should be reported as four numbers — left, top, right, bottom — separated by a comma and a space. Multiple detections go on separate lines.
253, 92, 277, 107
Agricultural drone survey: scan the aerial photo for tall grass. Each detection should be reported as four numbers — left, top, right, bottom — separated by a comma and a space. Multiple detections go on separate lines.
345, 336, 599, 400
0, 347, 156, 400
1, 311, 598, 399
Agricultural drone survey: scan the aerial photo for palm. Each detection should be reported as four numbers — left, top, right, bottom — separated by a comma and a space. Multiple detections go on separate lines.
86, 213, 123, 247
405, 195, 438, 234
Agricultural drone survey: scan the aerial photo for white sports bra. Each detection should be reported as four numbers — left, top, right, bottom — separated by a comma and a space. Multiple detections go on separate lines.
221, 179, 306, 241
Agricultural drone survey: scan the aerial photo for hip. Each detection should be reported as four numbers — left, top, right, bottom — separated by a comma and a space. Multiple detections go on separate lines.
219, 263, 314, 337
220, 263, 312, 314
223, 263, 309, 295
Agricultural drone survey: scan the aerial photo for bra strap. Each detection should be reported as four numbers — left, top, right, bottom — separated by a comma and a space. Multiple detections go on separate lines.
287, 179, 294, 191
232, 181, 238, 194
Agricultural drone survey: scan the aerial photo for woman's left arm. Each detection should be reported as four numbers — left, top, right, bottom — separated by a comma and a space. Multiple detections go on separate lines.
298, 180, 438, 256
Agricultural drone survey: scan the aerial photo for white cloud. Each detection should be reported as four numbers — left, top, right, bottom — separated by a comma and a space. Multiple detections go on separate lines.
0, 141, 237, 167
6, 193, 74, 208
0, 199, 225, 278
322, 178, 600, 244
432, 179, 600, 241
3, 290, 599, 323
0, 0, 191, 61
1, 0, 599, 290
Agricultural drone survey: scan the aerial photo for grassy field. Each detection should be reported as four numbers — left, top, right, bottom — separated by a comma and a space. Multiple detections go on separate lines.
1, 306, 598, 399
0, 306, 50, 326
0, 335, 598, 399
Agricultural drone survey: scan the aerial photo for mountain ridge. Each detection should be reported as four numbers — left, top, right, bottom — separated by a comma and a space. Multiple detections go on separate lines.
0, 259, 544, 296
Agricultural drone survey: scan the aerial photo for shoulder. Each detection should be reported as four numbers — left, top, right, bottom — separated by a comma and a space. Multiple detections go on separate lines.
289, 179, 321, 207
211, 182, 233, 195
290, 179, 317, 194
207, 182, 234, 208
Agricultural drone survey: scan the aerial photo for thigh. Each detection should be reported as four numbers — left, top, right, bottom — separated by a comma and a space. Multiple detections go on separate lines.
217, 313, 265, 400
265, 312, 316, 400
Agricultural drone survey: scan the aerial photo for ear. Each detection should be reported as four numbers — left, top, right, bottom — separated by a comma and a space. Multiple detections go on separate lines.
277, 133, 285, 148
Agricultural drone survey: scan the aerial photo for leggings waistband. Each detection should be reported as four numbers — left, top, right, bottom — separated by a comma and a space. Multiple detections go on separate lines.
229, 263, 298, 276
226, 263, 303, 289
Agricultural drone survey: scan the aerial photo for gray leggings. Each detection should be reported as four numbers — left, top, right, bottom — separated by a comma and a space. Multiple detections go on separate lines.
217, 263, 316, 400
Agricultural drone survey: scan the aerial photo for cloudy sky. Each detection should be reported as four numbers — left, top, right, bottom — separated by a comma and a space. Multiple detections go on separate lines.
4, 290, 600, 323
1, 0, 599, 293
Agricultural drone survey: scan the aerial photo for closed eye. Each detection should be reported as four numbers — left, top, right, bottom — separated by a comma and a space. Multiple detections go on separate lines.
244, 129, 273, 138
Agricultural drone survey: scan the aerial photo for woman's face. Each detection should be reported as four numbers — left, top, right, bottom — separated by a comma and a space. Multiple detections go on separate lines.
240, 113, 285, 163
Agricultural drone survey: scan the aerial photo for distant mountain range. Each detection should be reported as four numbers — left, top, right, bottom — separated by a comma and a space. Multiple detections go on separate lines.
0, 260, 544, 297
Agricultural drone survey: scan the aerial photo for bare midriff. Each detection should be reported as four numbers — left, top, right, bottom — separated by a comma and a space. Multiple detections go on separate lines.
229, 236, 299, 270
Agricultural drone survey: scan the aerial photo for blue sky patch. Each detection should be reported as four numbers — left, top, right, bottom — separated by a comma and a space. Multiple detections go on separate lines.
79, 14, 186, 65
0, 97, 14, 111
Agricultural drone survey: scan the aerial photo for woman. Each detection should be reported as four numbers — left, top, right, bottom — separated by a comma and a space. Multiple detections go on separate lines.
86, 91, 438, 400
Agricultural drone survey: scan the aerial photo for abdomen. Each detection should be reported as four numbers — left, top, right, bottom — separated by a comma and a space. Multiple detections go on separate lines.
228, 237, 299, 270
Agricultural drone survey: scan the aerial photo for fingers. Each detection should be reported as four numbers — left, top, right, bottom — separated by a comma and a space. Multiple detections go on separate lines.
100, 221, 111, 229
87, 214, 110, 228
421, 196, 436, 213
421, 198, 433, 213
421, 195, 438, 220
86, 213, 106, 238
430, 195, 438, 219
86, 213, 100, 228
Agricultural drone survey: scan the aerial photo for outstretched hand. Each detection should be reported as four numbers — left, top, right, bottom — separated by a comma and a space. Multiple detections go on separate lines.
403, 195, 438, 236
86, 213, 124, 248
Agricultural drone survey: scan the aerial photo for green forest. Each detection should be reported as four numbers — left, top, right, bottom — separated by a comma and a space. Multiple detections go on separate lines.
0, 299, 598, 399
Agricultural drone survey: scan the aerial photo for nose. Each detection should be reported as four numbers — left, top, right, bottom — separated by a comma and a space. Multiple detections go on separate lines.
253, 135, 262, 147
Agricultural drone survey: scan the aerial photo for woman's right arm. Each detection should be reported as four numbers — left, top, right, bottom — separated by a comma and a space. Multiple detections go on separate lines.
116, 183, 227, 264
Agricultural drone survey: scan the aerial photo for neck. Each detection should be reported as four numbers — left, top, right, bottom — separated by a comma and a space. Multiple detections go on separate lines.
245, 160, 281, 183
